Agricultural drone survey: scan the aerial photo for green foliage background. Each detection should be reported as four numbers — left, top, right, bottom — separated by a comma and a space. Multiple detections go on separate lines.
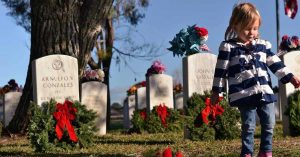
286, 90, 300, 136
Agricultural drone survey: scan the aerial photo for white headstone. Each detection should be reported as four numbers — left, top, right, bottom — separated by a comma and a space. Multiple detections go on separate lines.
182, 53, 217, 106
146, 74, 174, 112
174, 92, 184, 109
136, 87, 147, 110
32, 55, 79, 105
3, 92, 22, 126
279, 51, 300, 135
123, 95, 136, 129
81, 81, 107, 135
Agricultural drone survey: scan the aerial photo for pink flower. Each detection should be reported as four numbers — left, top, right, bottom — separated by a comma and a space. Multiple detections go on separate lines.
152, 60, 166, 73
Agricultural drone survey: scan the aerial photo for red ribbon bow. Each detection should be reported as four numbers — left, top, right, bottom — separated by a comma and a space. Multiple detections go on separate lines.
140, 109, 147, 120
53, 100, 78, 142
156, 103, 169, 128
162, 147, 184, 157
201, 97, 224, 124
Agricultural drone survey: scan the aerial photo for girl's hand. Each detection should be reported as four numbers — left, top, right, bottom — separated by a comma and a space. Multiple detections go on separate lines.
290, 76, 300, 88
210, 91, 220, 105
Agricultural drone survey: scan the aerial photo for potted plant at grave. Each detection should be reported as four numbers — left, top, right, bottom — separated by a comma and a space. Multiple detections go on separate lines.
81, 68, 105, 83
167, 25, 210, 57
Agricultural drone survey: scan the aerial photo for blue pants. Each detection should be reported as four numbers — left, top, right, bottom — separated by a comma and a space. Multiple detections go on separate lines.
238, 103, 275, 156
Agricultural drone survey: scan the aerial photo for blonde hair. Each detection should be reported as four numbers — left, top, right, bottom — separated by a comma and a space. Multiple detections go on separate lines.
225, 3, 261, 40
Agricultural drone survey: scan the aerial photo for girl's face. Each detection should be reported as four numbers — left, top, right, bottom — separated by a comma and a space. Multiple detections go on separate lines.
235, 18, 260, 45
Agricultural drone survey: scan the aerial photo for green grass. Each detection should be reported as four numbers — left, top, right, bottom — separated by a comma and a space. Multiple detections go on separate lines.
0, 121, 300, 157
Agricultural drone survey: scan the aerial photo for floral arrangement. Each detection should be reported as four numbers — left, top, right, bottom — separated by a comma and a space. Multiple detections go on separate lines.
82, 68, 105, 82
0, 79, 23, 95
131, 104, 184, 133
185, 92, 240, 141
173, 83, 183, 95
28, 99, 97, 152
126, 81, 146, 96
168, 25, 210, 57
145, 60, 166, 77
279, 35, 300, 54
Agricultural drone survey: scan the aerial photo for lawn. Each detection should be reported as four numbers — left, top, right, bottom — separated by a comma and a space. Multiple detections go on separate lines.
1, 120, 300, 157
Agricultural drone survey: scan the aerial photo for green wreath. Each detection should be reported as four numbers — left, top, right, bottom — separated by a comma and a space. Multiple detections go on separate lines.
28, 99, 97, 152
285, 90, 300, 136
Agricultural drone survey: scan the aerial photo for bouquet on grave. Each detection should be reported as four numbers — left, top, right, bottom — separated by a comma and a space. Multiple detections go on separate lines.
279, 35, 300, 54
82, 68, 105, 82
145, 60, 166, 77
173, 83, 183, 95
28, 99, 97, 152
126, 81, 146, 96
0, 79, 23, 95
168, 25, 210, 57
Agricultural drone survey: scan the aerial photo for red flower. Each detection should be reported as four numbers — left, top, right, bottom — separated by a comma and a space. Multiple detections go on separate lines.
53, 100, 78, 142
194, 26, 208, 37
156, 104, 169, 128
201, 97, 224, 125
139, 81, 146, 87
163, 147, 172, 157
140, 109, 147, 120
175, 151, 184, 157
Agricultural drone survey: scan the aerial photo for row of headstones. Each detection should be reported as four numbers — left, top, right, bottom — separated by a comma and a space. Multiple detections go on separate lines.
2, 51, 299, 135
123, 76, 184, 129
0, 82, 107, 137
123, 52, 300, 136
123, 53, 217, 128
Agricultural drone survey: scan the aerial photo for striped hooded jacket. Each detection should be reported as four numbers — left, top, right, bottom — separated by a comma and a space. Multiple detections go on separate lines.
212, 38, 293, 106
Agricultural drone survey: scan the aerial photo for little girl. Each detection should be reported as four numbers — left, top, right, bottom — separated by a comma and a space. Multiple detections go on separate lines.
211, 3, 300, 157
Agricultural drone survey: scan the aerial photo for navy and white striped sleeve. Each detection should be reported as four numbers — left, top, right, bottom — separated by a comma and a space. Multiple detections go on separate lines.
265, 41, 293, 84
212, 42, 231, 93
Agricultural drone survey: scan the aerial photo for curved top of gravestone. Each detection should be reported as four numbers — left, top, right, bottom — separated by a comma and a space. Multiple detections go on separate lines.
36, 54, 77, 61
283, 51, 300, 60
184, 52, 217, 58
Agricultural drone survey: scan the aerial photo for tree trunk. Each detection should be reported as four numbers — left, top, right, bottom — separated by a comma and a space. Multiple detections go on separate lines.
7, 0, 113, 134
103, 18, 114, 128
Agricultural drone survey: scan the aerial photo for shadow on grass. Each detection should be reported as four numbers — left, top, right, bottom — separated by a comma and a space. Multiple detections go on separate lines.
0, 152, 134, 157
94, 138, 175, 145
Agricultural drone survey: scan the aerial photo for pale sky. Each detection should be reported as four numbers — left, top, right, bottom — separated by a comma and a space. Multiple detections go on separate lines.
1, 1, 300, 103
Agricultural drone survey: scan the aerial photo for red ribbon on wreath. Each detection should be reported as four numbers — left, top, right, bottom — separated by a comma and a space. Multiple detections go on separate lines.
140, 108, 147, 120
156, 103, 169, 128
201, 97, 224, 124
53, 100, 78, 142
